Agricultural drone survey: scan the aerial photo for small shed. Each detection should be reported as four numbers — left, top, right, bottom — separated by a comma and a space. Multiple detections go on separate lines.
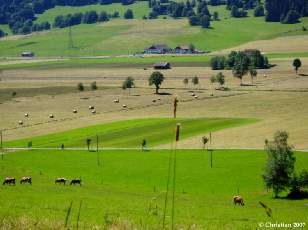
21, 52, 35, 57
153, 62, 171, 69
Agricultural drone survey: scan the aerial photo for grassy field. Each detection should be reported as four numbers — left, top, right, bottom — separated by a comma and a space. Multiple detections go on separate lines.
0, 149, 307, 229
0, 4, 307, 57
4, 118, 256, 148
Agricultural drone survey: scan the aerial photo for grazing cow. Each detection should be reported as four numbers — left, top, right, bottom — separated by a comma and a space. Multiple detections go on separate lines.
91, 110, 96, 114
114, 99, 119, 103
20, 176, 32, 185
233, 195, 245, 206
122, 105, 127, 108
3, 177, 15, 185
70, 179, 82, 186
24, 113, 29, 118
55, 178, 67, 185
73, 109, 77, 113
18, 120, 23, 125
88, 106, 94, 110
49, 114, 54, 118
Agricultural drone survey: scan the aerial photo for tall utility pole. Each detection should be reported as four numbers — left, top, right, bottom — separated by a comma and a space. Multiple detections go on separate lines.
68, 26, 74, 49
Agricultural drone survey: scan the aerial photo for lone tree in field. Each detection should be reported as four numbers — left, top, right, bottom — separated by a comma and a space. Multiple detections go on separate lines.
211, 72, 225, 89
293, 58, 302, 75
149, 71, 165, 94
183, 78, 189, 88
124, 9, 134, 19
91, 81, 97, 90
202, 136, 209, 149
249, 67, 258, 84
232, 53, 250, 85
192, 76, 199, 88
77, 82, 84, 91
122, 77, 135, 95
263, 131, 296, 198
86, 138, 91, 151
141, 139, 146, 150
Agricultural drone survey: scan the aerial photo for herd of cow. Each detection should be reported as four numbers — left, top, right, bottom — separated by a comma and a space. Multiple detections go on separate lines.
2, 177, 82, 186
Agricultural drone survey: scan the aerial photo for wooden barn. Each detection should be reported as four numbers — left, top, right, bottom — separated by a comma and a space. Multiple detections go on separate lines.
153, 62, 171, 69
21, 51, 35, 57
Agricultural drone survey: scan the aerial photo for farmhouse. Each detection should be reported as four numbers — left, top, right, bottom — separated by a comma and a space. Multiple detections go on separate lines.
175, 45, 193, 54
21, 51, 35, 57
144, 44, 171, 54
153, 62, 171, 69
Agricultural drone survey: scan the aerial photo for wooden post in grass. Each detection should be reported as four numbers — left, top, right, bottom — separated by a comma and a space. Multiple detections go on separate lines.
96, 135, 99, 152
171, 123, 181, 230
210, 132, 213, 168
173, 97, 178, 118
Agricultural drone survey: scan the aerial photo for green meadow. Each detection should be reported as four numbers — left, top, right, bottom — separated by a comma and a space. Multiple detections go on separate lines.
4, 118, 257, 148
0, 149, 307, 229
0, 5, 307, 57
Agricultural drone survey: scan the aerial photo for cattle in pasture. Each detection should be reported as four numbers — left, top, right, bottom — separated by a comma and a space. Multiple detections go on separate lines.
24, 113, 29, 118
20, 176, 32, 185
114, 99, 120, 103
233, 195, 245, 206
88, 106, 94, 110
49, 114, 54, 118
92, 110, 96, 114
122, 105, 127, 108
18, 120, 23, 125
55, 178, 67, 185
194, 95, 198, 99
70, 179, 82, 186
73, 109, 78, 113
3, 177, 15, 185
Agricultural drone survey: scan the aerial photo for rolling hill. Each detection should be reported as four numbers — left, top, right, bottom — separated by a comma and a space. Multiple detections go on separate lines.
0, 5, 307, 57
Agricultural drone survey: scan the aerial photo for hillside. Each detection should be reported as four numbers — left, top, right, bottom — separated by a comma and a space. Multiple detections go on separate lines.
0, 4, 307, 57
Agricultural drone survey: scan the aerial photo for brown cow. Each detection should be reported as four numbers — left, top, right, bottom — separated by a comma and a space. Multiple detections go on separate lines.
233, 195, 245, 206
20, 177, 32, 185
55, 178, 67, 185
3, 177, 15, 185
70, 179, 82, 186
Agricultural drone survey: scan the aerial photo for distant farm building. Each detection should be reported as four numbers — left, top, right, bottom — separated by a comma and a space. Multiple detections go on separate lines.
175, 45, 193, 54
21, 52, 35, 57
144, 44, 171, 54
153, 62, 171, 69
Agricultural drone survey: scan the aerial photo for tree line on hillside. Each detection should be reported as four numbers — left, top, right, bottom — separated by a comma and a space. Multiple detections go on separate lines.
1, 0, 308, 35
0, 0, 136, 35
148, 0, 215, 28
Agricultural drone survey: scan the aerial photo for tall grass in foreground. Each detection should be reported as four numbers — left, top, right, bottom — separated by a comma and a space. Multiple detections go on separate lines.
0, 216, 204, 230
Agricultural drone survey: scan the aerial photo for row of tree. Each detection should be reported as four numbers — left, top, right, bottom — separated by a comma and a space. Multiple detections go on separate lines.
52, 9, 132, 30
211, 50, 269, 70
0, 0, 134, 34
